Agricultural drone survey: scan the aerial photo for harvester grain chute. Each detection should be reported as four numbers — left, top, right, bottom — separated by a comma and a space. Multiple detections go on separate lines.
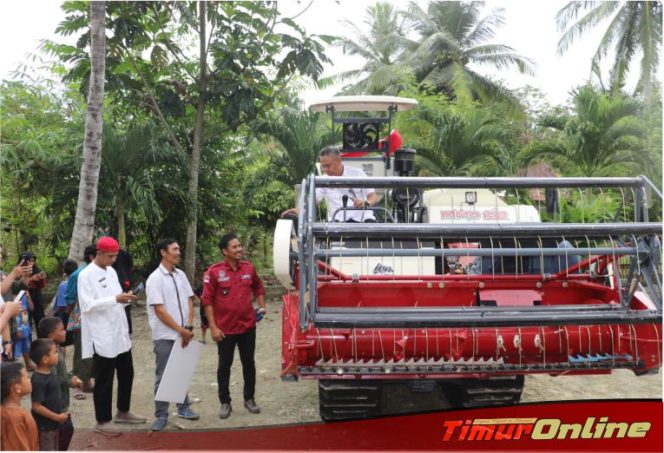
273, 96, 663, 421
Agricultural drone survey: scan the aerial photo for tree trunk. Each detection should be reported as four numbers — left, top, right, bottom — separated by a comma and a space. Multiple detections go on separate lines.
184, 0, 207, 281
68, 1, 106, 261
117, 202, 126, 248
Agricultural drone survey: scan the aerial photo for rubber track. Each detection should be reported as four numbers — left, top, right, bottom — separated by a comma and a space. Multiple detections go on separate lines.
444, 375, 525, 409
319, 380, 382, 421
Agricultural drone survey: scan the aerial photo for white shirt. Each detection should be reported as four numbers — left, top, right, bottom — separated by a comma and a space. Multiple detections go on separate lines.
316, 165, 376, 222
78, 262, 131, 359
146, 264, 194, 341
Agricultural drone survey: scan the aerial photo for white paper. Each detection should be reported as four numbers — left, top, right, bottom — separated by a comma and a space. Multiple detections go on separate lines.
155, 340, 203, 403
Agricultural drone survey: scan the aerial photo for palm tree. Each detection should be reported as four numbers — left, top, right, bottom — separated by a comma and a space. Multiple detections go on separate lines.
255, 109, 335, 185
519, 85, 646, 176
402, 1, 535, 105
556, 1, 662, 99
99, 124, 185, 248
330, 2, 410, 95
68, 0, 106, 261
415, 106, 517, 177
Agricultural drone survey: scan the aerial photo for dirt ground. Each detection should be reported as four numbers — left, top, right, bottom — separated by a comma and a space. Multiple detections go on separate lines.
54, 286, 661, 447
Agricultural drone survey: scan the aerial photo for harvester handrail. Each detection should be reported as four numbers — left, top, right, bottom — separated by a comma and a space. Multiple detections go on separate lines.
314, 176, 648, 189
314, 246, 642, 258
311, 222, 662, 238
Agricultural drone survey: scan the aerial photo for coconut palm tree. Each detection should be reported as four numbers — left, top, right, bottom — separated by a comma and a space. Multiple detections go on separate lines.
519, 85, 646, 176
68, 0, 106, 261
415, 106, 517, 177
329, 2, 411, 95
402, 1, 535, 105
556, 1, 662, 99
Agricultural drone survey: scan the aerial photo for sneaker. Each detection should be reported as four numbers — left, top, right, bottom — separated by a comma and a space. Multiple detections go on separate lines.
150, 418, 168, 432
114, 411, 147, 424
94, 422, 122, 435
218, 403, 232, 419
244, 399, 260, 414
176, 408, 200, 420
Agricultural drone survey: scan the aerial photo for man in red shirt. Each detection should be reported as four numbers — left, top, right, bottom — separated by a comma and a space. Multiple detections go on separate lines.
202, 232, 266, 419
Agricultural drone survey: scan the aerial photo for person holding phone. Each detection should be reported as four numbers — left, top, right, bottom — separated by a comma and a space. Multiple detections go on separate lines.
77, 236, 145, 434
145, 238, 198, 431
16, 252, 46, 335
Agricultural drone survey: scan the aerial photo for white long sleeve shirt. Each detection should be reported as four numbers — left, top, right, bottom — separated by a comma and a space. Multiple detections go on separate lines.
78, 262, 131, 359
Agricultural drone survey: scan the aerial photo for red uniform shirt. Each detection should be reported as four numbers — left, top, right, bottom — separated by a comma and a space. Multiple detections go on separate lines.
202, 260, 265, 335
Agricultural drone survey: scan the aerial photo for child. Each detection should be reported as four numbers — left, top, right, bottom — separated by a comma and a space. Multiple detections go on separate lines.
195, 284, 208, 343
12, 290, 36, 371
30, 338, 68, 451
51, 261, 78, 346
38, 317, 81, 451
1, 361, 39, 450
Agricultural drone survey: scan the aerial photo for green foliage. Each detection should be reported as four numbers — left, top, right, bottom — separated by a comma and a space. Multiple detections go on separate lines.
327, 2, 412, 95
556, 1, 662, 97
401, 1, 534, 109
396, 92, 519, 176
0, 80, 84, 271
519, 85, 647, 176
254, 108, 336, 186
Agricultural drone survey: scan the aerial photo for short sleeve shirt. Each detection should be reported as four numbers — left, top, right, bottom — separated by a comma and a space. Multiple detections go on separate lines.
316, 165, 376, 222
31, 371, 63, 431
201, 260, 265, 335
146, 264, 194, 341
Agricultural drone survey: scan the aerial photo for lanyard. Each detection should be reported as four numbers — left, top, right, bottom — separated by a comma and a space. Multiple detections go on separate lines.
168, 272, 184, 327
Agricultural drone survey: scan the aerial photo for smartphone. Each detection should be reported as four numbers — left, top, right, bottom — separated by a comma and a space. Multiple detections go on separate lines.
132, 282, 145, 296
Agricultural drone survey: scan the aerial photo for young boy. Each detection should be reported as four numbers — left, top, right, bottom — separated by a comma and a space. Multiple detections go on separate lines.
1, 361, 39, 450
30, 338, 68, 451
38, 317, 82, 451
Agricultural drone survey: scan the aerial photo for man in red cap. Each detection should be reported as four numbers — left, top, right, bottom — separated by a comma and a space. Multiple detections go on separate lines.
77, 236, 146, 434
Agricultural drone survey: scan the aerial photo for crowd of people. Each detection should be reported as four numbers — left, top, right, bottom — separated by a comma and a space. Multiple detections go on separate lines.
0, 146, 373, 450
0, 231, 267, 450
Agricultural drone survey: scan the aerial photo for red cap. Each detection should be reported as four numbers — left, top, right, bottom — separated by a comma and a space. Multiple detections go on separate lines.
97, 236, 120, 253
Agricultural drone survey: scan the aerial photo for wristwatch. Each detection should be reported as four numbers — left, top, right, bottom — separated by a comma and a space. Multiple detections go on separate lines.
184, 325, 193, 331
2, 340, 12, 346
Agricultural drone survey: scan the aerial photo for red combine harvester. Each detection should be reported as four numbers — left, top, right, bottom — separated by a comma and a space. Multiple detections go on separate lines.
273, 96, 663, 421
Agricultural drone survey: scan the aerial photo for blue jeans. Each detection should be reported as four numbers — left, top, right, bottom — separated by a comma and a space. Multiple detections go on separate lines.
153, 339, 191, 419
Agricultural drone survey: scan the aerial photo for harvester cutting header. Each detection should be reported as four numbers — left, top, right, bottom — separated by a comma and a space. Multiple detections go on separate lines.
273, 96, 662, 421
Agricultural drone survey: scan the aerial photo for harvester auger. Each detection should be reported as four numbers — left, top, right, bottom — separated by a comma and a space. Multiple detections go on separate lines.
273, 96, 662, 421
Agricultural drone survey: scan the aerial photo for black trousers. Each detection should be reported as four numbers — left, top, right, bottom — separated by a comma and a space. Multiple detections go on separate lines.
216, 327, 256, 404
58, 414, 74, 451
92, 349, 134, 423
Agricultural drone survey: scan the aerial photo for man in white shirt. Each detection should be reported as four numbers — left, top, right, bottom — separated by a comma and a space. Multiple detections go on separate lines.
145, 238, 198, 432
78, 236, 145, 434
282, 146, 378, 222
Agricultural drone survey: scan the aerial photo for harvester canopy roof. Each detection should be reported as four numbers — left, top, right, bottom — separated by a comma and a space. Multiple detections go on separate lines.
309, 95, 418, 113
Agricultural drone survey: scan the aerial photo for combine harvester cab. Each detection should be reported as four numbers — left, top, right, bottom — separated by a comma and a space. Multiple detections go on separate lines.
273, 96, 663, 421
